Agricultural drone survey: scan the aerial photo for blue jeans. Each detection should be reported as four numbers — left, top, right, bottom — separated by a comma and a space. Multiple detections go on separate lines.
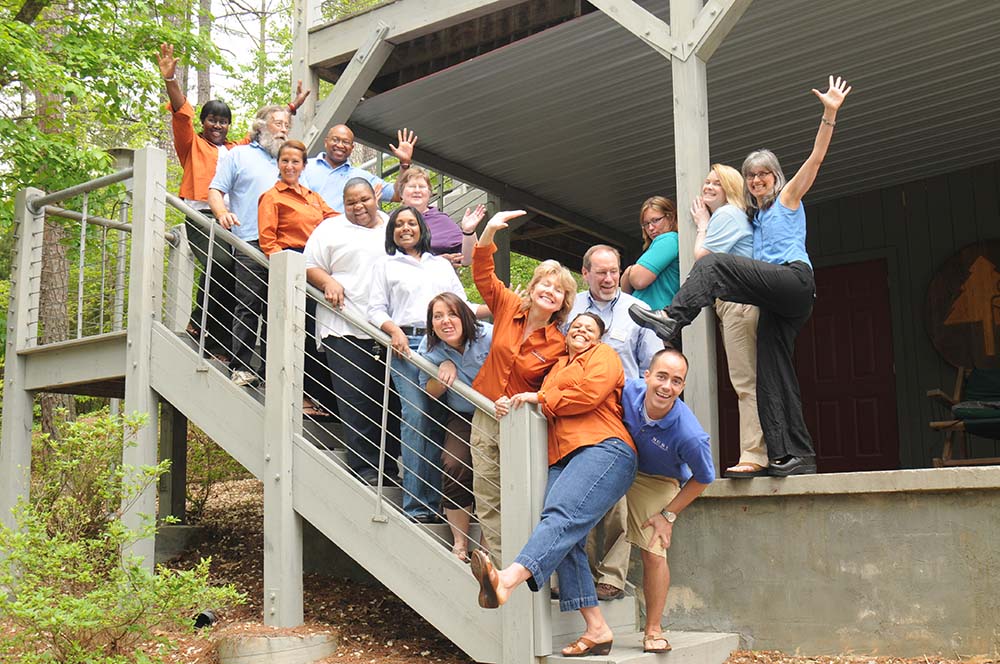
393, 334, 444, 518
514, 438, 637, 611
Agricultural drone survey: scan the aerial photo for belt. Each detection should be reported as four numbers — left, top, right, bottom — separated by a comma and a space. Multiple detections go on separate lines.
399, 325, 426, 336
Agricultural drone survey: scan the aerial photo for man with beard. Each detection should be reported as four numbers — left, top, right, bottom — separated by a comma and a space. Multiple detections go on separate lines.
303, 124, 416, 212
303, 178, 401, 485
208, 105, 290, 386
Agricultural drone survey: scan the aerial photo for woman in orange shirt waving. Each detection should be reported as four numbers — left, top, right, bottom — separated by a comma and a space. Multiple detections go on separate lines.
470, 312, 637, 658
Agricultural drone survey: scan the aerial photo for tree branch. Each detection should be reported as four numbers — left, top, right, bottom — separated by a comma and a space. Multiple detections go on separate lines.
15, 0, 52, 24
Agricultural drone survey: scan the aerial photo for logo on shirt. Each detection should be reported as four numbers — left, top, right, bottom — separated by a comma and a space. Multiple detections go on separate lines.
646, 433, 671, 453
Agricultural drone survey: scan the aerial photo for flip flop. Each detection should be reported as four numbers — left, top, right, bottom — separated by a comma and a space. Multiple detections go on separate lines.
643, 632, 671, 653
724, 463, 768, 478
470, 549, 500, 608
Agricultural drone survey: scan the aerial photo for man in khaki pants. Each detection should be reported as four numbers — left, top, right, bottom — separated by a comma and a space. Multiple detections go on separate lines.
558, 245, 661, 600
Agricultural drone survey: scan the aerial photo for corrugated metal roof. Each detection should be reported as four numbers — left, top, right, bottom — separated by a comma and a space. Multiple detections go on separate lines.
348, 0, 1000, 253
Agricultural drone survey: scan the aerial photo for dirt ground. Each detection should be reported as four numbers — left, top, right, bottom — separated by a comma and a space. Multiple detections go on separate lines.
159, 479, 992, 664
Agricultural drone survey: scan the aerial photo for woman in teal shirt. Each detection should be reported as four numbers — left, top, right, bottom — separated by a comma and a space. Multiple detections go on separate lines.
620, 196, 680, 309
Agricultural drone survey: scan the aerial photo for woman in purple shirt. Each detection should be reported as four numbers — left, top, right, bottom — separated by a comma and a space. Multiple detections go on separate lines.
630, 75, 852, 477
396, 166, 485, 268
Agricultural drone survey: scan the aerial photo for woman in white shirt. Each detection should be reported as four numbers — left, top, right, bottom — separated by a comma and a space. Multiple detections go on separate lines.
368, 206, 486, 523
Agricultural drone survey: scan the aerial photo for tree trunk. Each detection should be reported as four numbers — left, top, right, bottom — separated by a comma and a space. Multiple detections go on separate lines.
197, 0, 212, 104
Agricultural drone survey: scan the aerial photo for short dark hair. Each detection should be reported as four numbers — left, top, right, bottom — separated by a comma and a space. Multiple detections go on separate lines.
199, 99, 232, 124
385, 206, 432, 256
649, 348, 689, 372
568, 311, 607, 338
343, 177, 374, 197
425, 292, 481, 351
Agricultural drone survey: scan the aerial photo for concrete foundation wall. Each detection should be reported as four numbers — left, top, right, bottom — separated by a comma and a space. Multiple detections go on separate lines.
630, 467, 1000, 657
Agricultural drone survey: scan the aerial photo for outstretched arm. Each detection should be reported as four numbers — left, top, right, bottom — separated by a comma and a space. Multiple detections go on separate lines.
780, 75, 852, 209
388, 128, 418, 203
459, 204, 487, 266
157, 43, 186, 113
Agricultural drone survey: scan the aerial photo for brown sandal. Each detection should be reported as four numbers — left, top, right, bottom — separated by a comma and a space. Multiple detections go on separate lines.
643, 632, 671, 653
561, 636, 613, 657
470, 549, 500, 608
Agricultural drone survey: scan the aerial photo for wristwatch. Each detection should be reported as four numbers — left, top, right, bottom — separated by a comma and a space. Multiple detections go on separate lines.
660, 509, 677, 523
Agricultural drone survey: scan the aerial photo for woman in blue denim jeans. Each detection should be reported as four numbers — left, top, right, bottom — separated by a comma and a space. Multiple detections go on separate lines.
470, 312, 638, 658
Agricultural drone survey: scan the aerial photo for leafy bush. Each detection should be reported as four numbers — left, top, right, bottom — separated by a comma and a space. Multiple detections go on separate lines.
0, 410, 244, 663
185, 424, 252, 521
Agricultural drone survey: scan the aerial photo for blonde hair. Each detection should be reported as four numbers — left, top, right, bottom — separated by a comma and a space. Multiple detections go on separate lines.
520, 260, 577, 327
638, 196, 677, 250
711, 164, 747, 212
397, 166, 432, 190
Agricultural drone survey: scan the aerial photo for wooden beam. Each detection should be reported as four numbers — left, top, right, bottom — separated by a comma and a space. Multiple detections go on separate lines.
307, 0, 524, 69
301, 24, 394, 152
687, 0, 754, 61
589, 0, 681, 60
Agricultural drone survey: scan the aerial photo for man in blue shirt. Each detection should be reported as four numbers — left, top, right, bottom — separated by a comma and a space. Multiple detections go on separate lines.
302, 124, 416, 212
562, 244, 661, 601
208, 104, 289, 385
622, 348, 714, 653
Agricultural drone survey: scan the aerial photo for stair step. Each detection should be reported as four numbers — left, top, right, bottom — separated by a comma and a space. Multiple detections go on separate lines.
551, 592, 637, 641
546, 630, 738, 664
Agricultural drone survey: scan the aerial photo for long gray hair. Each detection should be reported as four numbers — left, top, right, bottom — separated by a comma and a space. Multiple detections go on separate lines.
741, 149, 787, 212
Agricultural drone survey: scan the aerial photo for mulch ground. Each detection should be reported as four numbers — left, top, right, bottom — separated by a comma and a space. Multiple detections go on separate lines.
160, 479, 993, 664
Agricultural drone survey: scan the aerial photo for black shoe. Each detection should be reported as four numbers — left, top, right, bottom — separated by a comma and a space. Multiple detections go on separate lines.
768, 456, 817, 477
410, 513, 444, 524
549, 586, 560, 600
627, 304, 679, 342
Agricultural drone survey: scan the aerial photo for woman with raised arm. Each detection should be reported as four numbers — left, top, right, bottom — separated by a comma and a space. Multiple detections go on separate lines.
470, 211, 577, 565
689, 164, 768, 478
630, 75, 852, 477
619, 196, 680, 310
470, 312, 637, 658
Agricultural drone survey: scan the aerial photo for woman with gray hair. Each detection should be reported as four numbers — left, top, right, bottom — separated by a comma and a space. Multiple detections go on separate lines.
630, 75, 852, 477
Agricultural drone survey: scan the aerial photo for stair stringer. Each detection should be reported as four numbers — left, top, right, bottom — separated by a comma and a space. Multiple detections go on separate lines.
292, 437, 503, 664
149, 324, 266, 479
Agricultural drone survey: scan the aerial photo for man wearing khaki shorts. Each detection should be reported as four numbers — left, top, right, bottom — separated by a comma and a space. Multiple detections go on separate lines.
621, 349, 715, 653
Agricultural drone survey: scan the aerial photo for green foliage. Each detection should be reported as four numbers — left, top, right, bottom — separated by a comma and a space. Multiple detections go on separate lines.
185, 424, 252, 521
0, 410, 244, 663
321, 0, 386, 21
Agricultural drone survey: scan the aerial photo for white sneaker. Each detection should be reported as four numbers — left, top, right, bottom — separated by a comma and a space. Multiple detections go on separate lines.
230, 369, 257, 386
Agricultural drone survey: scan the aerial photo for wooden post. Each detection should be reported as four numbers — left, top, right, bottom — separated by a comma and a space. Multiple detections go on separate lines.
123, 147, 168, 569
0, 188, 45, 530
499, 405, 550, 663
164, 222, 195, 335
671, 0, 720, 467
158, 402, 188, 523
262, 250, 305, 627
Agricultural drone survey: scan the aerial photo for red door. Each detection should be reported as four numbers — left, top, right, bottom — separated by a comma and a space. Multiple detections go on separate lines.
716, 258, 900, 472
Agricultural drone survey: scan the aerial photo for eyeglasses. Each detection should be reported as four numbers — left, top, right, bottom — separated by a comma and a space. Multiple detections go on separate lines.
271, 120, 291, 130
641, 216, 667, 229
328, 137, 353, 147
746, 170, 773, 181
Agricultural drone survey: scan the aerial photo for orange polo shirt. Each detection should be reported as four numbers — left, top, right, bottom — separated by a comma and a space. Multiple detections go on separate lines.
471, 243, 567, 400
257, 181, 339, 256
169, 100, 250, 201
537, 343, 635, 465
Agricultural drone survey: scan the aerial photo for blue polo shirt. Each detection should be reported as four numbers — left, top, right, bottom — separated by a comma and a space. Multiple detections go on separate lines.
302, 154, 394, 212
209, 142, 278, 242
703, 204, 753, 258
752, 199, 812, 267
622, 379, 715, 485
418, 323, 493, 416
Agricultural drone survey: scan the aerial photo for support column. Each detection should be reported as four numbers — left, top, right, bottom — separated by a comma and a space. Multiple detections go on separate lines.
671, 0, 719, 467
0, 188, 45, 531
499, 405, 550, 663
158, 402, 188, 522
123, 147, 168, 568
487, 194, 511, 284
291, 0, 319, 132
262, 250, 305, 627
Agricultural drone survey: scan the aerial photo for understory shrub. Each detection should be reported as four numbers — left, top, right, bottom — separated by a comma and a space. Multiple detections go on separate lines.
0, 410, 244, 663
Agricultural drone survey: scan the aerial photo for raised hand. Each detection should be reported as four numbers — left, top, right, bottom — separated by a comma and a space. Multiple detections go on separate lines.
485, 210, 526, 233
812, 75, 852, 112
690, 196, 710, 232
389, 128, 418, 164
158, 43, 178, 80
460, 204, 487, 234
291, 80, 311, 110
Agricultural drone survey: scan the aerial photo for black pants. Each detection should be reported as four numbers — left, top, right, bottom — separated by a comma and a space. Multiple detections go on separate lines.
323, 335, 401, 479
667, 253, 816, 460
231, 241, 268, 374
185, 215, 236, 356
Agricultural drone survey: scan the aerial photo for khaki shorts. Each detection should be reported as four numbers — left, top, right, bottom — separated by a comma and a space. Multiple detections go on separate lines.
625, 471, 681, 558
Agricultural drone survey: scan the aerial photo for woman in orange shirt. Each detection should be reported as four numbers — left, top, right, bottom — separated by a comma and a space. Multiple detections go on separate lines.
257, 140, 338, 416
468, 211, 577, 565
470, 312, 638, 658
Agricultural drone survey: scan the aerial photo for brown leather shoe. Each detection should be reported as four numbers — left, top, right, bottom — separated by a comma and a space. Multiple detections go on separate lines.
596, 582, 624, 601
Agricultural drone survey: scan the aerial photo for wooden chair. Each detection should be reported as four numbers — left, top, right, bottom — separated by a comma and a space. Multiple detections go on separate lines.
929, 367, 1000, 466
